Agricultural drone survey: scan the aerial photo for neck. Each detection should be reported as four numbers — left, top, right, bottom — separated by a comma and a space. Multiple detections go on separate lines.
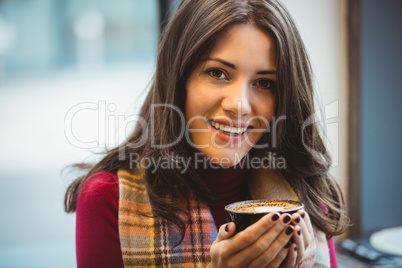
195, 156, 250, 228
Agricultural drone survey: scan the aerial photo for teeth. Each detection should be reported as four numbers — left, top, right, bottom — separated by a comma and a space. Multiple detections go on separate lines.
210, 120, 248, 134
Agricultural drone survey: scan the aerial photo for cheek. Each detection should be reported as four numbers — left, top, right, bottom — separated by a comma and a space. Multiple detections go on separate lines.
185, 82, 208, 126
256, 97, 277, 124
185, 80, 197, 119
185, 93, 203, 121
186, 84, 217, 118
266, 100, 277, 119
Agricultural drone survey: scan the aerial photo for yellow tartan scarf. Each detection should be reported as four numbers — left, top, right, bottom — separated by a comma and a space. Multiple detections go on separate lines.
117, 169, 330, 268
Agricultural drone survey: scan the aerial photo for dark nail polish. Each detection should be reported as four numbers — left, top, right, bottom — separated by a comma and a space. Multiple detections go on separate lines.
283, 215, 291, 223
290, 236, 294, 243
295, 215, 301, 223
294, 245, 298, 251
286, 226, 293, 235
272, 213, 279, 221
225, 224, 229, 232
301, 212, 306, 218
284, 242, 291, 249
297, 229, 301, 236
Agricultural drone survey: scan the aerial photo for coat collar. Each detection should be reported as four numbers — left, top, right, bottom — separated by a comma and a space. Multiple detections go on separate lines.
248, 166, 298, 201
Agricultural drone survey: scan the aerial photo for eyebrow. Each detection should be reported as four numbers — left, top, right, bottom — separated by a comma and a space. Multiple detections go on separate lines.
204, 57, 277, 75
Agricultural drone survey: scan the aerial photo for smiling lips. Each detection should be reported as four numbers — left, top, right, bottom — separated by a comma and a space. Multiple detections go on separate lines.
208, 119, 252, 136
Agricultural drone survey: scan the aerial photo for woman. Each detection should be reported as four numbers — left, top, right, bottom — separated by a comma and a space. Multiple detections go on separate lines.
65, 0, 348, 267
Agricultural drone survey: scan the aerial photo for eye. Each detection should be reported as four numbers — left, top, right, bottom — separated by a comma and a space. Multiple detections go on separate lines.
255, 79, 276, 90
207, 69, 227, 80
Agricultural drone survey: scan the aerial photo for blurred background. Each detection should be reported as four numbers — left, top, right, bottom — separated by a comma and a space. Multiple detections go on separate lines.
0, 0, 161, 266
0, 0, 401, 267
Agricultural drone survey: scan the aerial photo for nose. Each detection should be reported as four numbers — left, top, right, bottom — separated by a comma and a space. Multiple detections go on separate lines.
221, 80, 252, 117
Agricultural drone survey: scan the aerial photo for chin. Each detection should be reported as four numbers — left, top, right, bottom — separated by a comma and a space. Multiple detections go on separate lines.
202, 148, 249, 167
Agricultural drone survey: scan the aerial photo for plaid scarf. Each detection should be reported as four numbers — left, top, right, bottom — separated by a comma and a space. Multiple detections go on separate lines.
117, 169, 329, 268
118, 170, 217, 267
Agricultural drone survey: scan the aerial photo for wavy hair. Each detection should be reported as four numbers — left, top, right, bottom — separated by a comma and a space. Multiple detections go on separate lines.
65, 0, 348, 239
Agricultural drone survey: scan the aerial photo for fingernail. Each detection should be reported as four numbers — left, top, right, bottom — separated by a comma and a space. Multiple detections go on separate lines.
284, 242, 291, 249
297, 229, 301, 236
283, 214, 291, 223
286, 226, 294, 235
272, 213, 279, 221
294, 245, 298, 251
225, 224, 229, 232
301, 212, 306, 218
295, 215, 301, 223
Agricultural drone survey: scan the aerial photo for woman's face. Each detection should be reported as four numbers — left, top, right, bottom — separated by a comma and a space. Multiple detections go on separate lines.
185, 23, 277, 166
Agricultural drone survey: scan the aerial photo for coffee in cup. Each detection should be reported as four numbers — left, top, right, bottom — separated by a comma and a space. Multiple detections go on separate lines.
225, 199, 304, 234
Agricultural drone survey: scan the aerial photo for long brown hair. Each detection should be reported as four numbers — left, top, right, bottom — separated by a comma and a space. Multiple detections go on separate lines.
65, 0, 348, 238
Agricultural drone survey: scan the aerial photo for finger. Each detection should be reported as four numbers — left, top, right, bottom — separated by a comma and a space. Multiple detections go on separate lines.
209, 222, 238, 266
211, 212, 283, 267
229, 212, 283, 253
294, 210, 312, 248
224, 213, 283, 267
291, 212, 302, 226
214, 222, 235, 243
264, 246, 289, 268
279, 243, 298, 268
292, 225, 305, 265
298, 210, 314, 235
246, 217, 294, 268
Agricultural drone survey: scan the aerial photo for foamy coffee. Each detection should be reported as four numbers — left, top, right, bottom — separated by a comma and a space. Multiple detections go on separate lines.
228, 200, 300, 214
225, 200, 304, 234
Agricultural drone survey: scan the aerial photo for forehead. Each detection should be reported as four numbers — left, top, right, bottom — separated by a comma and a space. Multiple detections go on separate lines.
206, 23, 277, 69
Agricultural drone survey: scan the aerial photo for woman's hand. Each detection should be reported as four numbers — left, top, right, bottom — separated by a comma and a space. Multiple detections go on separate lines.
285, 210, 315, 267
207, 213, 298, 268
